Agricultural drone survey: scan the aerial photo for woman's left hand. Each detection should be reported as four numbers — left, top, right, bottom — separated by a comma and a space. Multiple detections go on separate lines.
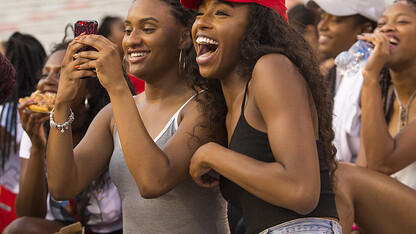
73, 34, 126, 93
190, 142, 221, 188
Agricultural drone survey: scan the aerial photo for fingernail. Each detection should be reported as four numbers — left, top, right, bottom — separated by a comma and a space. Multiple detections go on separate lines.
75, 65, 80, 69
80, 32, 86, 36
75, 36, 80, 40
73, 53, 78, 59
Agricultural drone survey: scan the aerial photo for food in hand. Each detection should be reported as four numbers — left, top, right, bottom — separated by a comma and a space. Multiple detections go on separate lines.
19, 90, 56, 113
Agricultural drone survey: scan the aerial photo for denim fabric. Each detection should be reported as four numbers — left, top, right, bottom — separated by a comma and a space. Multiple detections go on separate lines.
259, 218, 342, 234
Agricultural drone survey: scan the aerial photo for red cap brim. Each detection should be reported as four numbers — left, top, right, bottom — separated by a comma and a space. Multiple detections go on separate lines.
180, 0, 202, 9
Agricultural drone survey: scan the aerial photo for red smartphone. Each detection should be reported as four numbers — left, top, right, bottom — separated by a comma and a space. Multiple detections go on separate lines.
74, 20, 98, 52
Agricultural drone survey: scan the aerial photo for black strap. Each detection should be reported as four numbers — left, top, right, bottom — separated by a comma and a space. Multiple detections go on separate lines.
241, 79, 251, 115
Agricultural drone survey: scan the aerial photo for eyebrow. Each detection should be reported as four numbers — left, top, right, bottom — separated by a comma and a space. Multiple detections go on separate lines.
125, 17, 160, 25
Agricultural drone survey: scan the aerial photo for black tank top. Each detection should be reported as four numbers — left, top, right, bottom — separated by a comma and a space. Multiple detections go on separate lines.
219, 81, 338, 234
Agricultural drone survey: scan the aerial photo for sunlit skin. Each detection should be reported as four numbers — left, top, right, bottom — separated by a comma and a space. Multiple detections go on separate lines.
123, 0, 185, 82
188, 0, 334, 218
333, 2, 416, 234
191, 0, 249, 80
46, 0, 225, 216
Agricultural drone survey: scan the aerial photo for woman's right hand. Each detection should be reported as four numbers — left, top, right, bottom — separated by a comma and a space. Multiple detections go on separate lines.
358, 32, 390, 79
55, 39, 96, 106
18, 101, 49, 148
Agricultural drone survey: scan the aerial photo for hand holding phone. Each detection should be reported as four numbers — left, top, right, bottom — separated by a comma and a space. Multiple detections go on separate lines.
74, 20, 98, 78
74, 20, 98, 52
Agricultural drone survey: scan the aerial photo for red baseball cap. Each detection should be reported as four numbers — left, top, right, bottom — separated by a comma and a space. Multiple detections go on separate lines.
180, 0, 288, 22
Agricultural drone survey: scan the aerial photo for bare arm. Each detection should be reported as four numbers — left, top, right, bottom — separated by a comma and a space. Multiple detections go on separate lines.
46, 41, 115, 200
14, 103, 49, 217
61, 35, 223, 198
190, 54, 321, 215
359, 33, 416, 174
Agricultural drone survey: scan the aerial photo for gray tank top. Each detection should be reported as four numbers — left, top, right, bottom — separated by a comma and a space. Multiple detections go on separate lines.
109, 95, 229, 234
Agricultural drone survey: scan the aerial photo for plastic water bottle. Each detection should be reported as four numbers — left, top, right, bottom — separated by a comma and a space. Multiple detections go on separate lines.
334, 40, 374, 77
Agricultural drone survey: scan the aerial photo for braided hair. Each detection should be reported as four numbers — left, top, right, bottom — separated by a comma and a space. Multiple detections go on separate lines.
0, 32, 46, 170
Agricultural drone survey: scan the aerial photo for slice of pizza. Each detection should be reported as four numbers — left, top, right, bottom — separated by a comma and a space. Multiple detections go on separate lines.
19, 90, 56, 113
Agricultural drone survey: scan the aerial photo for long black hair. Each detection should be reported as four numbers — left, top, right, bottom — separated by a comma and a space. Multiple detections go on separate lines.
238, 4, 337, 184
159, 0, 227, 145
0, 32, 46, 170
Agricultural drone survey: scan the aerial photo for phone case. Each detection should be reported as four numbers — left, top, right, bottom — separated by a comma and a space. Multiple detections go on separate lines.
74, 20, 98, 52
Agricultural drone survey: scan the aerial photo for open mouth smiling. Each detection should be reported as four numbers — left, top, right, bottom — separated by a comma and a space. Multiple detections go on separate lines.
196, 36, 219, 61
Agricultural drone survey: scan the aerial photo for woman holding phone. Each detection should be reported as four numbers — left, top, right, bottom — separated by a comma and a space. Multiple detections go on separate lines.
46, 0, 229, 233
181, 0, 340, 233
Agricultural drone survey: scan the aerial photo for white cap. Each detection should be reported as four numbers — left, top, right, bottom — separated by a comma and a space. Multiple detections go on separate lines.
305, 0, 386, 22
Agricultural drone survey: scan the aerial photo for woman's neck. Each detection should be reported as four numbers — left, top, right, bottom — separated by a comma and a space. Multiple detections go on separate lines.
390, 65, 416, 103
141, 69, 191, 103
220, 73, 250, 111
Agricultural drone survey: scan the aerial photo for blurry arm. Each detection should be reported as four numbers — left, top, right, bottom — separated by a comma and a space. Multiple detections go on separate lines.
359, 33, 416, 174
14, 104, 49, 217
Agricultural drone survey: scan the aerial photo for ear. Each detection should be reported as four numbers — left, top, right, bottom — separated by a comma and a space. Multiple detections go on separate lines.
360, 22, 373, 34
178, 27, 191, 50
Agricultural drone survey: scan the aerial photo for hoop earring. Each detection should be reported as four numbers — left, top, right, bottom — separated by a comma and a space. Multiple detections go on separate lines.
178, 50, 186, 76
84, 98, 89, 111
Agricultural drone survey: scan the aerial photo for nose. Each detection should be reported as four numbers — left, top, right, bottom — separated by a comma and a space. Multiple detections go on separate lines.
194, 13, 213, 31
123, 29, 143, 50
317, 14, 329, 32
37, 72, 59, 92
378, 21, 394, 33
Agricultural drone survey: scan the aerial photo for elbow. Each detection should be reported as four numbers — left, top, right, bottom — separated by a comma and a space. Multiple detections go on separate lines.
48, 186, 74, 201
136, 183, 166, 199
366, 159, 396, 175
291, 185, 320, 215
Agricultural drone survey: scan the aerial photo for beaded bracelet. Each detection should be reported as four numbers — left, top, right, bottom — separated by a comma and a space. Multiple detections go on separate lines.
50, 108, 75, 133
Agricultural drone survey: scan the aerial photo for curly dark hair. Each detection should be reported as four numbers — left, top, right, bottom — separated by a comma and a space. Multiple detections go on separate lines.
159, 0, 227, 145
0, 54, 15, 104
0, 32, 46, 170
236, 4, 337, 184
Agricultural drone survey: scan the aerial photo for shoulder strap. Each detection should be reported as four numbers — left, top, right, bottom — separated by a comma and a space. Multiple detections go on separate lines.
240, 79, 251, 115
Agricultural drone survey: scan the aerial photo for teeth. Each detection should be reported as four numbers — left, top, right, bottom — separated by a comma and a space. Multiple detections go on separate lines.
130, 52, 148, 57
198, 51, 213, 59
196, 37, 219, 45
389, 38, 399, 45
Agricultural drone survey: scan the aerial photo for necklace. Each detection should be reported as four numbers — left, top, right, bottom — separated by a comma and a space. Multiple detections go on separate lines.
393, 87, 416, 131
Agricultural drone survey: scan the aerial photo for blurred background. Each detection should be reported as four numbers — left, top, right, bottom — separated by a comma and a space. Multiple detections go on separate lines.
0, 0, 132, 53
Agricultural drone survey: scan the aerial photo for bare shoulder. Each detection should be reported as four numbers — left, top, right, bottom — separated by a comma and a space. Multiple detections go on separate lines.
251, 53, 307, 95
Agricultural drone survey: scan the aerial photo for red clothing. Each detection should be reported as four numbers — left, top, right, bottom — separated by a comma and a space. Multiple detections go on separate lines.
0, 185, 17, 232
129, 74, 145, 94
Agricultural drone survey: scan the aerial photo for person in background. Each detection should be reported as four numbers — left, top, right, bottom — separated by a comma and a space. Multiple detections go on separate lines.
98, 15, 145, 94
334, 1, 416, 233
288, 3, 320, 64
46, 0, 229, 233
3, 39, 133, 234
0, 41, 7, 55
181, 0, 340, 233
0, 54, 15, 105
0, 32, 46, 232
306, 0, 386, 164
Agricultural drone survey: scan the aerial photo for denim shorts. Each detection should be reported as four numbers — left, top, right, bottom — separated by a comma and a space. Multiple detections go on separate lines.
259, 218, 342, 234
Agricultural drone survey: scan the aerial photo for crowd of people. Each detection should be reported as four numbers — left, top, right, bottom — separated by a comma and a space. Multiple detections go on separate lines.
0, 0, 415, 233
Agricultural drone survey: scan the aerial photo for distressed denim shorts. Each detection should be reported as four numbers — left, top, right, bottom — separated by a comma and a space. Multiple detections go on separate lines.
259, 218, 342, 234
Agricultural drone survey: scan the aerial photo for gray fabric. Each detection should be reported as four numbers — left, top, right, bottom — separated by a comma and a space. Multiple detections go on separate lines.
109, 106, 229, 234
